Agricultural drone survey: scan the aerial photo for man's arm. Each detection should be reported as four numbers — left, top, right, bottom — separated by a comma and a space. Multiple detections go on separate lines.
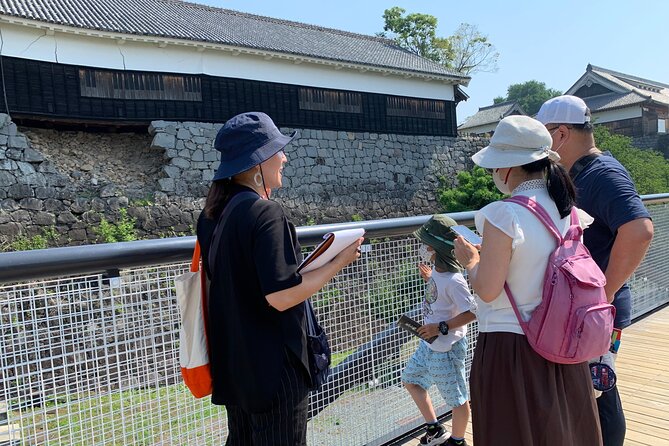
604, 218, 653, 302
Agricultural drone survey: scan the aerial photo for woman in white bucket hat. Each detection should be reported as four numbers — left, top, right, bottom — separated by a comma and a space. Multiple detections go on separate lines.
453, 115, 602, 445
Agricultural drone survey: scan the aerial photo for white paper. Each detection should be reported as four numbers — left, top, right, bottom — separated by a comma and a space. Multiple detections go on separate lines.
299, 228, 365, 273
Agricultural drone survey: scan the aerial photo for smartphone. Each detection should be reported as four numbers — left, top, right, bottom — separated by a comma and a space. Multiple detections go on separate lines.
450, 225, 482, 246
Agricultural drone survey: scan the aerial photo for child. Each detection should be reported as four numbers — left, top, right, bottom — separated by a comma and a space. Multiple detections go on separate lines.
402, 215, 477, 446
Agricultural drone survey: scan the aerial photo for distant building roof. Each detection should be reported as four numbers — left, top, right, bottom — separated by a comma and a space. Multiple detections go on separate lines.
0, 0, 470, 83
458, 101, 526, 130
567, 64, 669, 111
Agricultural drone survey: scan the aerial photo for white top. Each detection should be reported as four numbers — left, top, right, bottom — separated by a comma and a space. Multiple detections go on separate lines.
422, 269, 477, 352
474, 182, 593, 334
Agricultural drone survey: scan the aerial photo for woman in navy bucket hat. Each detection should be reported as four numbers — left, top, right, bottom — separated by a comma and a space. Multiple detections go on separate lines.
196, 112, 363, 445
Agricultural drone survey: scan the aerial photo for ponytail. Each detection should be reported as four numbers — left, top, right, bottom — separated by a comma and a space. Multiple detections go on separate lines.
203, 178, 233, 219
521, 158, 576, 218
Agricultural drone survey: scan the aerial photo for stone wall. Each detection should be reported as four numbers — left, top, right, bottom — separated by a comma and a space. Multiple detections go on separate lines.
0, 114, 487, 248
150, 120, 487, 222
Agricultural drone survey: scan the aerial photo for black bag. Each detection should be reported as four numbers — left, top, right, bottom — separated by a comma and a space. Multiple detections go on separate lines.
305, 299, 331, 390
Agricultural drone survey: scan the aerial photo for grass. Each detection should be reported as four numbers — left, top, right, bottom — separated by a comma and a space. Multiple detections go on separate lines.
10, 385, 226, 446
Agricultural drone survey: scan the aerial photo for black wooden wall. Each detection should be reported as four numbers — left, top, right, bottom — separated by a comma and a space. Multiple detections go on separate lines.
0, 56, 457, 136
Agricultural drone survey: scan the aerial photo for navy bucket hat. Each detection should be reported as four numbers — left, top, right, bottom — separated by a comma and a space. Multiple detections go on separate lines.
213, 112, 296, 181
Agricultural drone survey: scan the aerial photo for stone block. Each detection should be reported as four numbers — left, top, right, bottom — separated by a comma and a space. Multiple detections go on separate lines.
158, 178, 175, 192
23, 147, 44, 162
171, 157, 191, 169
57, 211, 78, 224
70, 198, 90, 214
151, 133, 176, 150
0, 222, 21, 237
0, 122, 17, 137
163, 165, 180, 178
177, 128, 191, 140
19, 198, 42, 211
34, 211, 56, 225
148, 120, 169, 135
99, 184, 117, 198
8, 135, 28, 150
11, 210, 30, 222
0, 159, 16, 170
6, 148, 22, 160
192, 149, 204, 162
16, 161, 36, 176
7, 184, 33, 199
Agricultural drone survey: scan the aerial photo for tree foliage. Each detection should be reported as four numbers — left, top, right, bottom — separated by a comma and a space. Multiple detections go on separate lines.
437, 166, 504, 212
594, 126, 669, 195
494, 80, 562, 115
381, 7, 498, 75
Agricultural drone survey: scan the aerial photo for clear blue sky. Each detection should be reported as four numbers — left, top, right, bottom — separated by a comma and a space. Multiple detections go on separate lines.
199, 0, 668, 124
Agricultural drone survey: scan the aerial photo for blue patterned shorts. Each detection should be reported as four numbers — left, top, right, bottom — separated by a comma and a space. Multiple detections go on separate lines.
402, 337, 469, 407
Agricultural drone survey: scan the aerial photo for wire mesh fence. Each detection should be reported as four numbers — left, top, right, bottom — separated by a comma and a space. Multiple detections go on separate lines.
0, 201, 667, 445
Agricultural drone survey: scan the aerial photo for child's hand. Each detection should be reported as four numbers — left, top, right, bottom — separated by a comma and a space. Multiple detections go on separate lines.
418, 323, 440, 340
418, 263, 432, 282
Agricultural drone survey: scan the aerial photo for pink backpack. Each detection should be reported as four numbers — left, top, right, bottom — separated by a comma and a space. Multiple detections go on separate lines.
503, 196, 615, 364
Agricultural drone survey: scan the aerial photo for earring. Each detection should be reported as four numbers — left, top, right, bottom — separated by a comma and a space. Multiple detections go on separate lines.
253, 171, 263, 187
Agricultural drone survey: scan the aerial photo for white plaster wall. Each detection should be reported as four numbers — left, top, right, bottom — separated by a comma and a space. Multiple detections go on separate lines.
593, 106, 642, 124
1, 23, 455, 101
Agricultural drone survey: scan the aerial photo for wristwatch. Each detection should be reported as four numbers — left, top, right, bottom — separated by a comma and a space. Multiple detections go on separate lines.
438, 321, 449, 335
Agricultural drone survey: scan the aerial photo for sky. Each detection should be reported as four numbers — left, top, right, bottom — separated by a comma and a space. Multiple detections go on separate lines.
198, 0, 669, 124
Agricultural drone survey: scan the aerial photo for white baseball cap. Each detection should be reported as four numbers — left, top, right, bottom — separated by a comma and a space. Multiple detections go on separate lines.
471, 115, 559, 169
536, 95, 591, 125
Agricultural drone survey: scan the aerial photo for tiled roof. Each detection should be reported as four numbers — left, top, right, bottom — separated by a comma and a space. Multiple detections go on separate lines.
458, 101, 525, 129
0, 0, 469, 82
586, 65, 669, 107
581, 91, 648, 112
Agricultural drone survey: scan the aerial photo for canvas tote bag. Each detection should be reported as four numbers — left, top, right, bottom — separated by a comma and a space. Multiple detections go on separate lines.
176, 241, 213, 398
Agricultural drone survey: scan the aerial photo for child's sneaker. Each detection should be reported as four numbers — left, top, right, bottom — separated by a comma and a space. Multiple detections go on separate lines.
419, 424, 449, 445
444, 437, 468, 446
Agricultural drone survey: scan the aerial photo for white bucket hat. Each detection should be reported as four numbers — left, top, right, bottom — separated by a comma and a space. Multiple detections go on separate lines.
471, 115, 559, 169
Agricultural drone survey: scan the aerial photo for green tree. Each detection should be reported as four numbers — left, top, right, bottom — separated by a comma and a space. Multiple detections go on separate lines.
494, 80, 562, 115
594, 126, 669, 195
380, 8, 497, 75
437, 166, 504, 212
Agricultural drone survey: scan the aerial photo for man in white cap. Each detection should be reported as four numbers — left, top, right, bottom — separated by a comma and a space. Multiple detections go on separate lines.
537, 95, 654, 446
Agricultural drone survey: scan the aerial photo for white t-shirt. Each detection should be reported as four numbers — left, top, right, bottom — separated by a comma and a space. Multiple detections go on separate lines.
422, 269, 476, 352
474, 185, 593, 334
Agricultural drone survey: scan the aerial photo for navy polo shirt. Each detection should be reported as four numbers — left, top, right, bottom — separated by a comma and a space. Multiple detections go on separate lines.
573, 152, 650, 328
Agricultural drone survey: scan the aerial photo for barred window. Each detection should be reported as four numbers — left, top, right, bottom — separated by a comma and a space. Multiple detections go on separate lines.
79, 69, 202, 101
298, 88, 362, 113
386, 96, 446, 119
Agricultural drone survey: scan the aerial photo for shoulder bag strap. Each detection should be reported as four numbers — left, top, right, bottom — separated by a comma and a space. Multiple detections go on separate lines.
208, 191, 259, 274
569, 152, 600, 181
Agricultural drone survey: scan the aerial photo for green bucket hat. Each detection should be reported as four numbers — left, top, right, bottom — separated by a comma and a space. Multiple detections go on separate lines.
413, 214, 462, 273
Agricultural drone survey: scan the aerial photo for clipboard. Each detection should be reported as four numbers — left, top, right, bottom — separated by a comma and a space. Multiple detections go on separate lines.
297, 228, 365, 273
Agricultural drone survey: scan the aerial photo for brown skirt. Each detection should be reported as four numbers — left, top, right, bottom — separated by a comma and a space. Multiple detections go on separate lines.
470, 332, 602, 446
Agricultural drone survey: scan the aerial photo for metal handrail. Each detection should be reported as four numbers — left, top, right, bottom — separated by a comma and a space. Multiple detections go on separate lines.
1, 192, 667, 284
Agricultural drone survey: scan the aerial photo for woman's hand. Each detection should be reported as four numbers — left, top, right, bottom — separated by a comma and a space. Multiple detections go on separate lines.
418, 263, 432, 282
417, 323, 440, 340
332, 237, 364, 270
454, 236, 480, 271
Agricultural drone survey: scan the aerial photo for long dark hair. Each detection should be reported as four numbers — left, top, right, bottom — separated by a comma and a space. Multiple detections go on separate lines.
520, 158, 576, 218
203, 178, 233, 219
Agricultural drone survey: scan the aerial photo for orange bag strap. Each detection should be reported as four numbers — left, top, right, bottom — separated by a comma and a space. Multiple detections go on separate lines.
190, 240, 201, 273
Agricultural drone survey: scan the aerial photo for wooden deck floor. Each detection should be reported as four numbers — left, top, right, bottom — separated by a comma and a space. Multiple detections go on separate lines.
395, 305, 669, 446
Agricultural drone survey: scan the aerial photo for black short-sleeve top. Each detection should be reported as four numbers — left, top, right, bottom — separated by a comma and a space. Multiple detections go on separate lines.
196, 185, 309, 411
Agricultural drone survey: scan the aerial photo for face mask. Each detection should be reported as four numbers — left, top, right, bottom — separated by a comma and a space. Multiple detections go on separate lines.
418, 244, 434, 263
492, 168, 512, 195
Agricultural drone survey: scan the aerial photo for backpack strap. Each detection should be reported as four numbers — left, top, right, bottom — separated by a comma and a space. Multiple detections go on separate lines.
501, 195, 581, 331
503, 196, 563, 242
208, 191, 259, 274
